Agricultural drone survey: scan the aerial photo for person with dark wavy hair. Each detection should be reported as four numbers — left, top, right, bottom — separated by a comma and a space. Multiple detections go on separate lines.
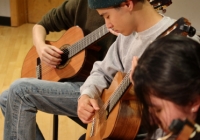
132, 34, 200, 139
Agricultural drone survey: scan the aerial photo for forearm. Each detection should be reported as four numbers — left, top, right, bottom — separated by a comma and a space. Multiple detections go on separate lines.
80, 43, 121, 98
32, 24, 47, 49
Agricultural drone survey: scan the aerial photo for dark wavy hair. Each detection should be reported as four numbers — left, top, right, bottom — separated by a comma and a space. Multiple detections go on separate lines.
132, 34, 200, 138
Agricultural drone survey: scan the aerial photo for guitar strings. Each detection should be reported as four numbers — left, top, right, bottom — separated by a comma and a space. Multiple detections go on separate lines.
39, 18, 188, 75
98, 73, 130, 118
62, 24, 108, 58
39, 25, 109, 76
95, 72, 131, 121
91, 71, 140, 137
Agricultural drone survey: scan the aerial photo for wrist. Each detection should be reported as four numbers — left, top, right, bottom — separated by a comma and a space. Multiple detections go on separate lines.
78, 94, 93, 101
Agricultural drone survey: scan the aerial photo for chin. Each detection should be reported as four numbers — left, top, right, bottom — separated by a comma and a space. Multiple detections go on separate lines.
159, 124, 169, 133
122, 32, 131, 36
123, 31, 134, 36
163, 128, 170, 133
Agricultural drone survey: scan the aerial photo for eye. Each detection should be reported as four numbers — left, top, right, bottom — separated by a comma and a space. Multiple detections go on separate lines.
155, 108, 162, 113
106, 15, 110, 19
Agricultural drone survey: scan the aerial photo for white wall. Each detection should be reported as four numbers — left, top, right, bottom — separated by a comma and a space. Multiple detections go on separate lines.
164, 0, 200, 35
0, 0, 199, 34
0, 0, 10, 17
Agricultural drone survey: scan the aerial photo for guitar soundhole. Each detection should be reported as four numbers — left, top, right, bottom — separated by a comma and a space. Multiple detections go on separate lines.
56, 45, 70, 69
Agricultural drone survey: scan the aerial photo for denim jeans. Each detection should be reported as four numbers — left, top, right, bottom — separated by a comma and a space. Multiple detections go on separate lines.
0, 78, 83, 140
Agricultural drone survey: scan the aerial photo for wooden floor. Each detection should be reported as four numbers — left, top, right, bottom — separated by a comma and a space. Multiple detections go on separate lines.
0, 24, 86, 140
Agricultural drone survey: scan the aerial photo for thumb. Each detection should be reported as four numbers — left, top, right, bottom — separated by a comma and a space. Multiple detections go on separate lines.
50, 45, 63, 54
130, 56, 138, 84
90, 99, 100, 111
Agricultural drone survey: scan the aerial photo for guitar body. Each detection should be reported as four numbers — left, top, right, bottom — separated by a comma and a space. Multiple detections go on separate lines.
86, 72, 141, 140
21, 26, 101, 82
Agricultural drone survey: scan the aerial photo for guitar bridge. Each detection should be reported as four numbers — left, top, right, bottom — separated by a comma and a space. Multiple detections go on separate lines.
36, 57, 42, 79
90, 118, 95, 137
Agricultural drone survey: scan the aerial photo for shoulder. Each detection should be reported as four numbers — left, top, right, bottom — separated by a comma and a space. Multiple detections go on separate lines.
64, 0, 88, 7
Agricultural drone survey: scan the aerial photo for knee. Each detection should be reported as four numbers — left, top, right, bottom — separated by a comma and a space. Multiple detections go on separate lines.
0, 78, 29, 103
0, 78, 35, 114
4, 78, 35, 102
9, 78, 31, 92
0, 90, 8, 110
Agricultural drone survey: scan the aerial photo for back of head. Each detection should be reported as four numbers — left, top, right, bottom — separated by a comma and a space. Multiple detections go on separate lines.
88, 0, 145, 9
133, 34, 200, 137
134, 34, 200, 105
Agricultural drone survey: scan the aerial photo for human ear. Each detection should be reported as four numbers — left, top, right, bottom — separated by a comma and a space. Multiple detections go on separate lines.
122, 0, 134, 10
190, 97, 200, 113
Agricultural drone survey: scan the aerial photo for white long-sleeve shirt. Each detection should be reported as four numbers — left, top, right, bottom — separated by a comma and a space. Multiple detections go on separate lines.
80, 16, 199, 98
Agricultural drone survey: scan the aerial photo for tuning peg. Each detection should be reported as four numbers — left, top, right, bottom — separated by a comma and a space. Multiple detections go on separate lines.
188, 26, 196, 37
157, 6, 167, 13
180, 25, 196, 37
161, 8, 166, 13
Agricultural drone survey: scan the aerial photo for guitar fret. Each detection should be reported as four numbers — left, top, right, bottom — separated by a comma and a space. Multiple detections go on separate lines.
67, 24, 109, 58
108, 72, 131, 113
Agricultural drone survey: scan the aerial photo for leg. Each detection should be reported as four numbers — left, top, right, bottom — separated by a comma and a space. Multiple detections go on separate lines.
0, 78, 83, 140
1, 89, 46, 140
0, 90, 7, 116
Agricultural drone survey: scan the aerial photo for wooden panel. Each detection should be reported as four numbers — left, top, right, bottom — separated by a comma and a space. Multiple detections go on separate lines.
27, 0, 64, 23
9, 0, 64, 26
10, 0, 27, 26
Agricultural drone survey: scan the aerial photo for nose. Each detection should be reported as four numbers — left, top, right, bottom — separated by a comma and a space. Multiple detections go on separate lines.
105, 20, 113, 29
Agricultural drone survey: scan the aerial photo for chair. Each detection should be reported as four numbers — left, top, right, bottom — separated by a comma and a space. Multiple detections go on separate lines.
52, 115, 87, 140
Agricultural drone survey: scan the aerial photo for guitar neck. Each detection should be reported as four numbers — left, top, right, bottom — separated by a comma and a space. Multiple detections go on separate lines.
65, 24, 109, 58
107, 72, 131, 113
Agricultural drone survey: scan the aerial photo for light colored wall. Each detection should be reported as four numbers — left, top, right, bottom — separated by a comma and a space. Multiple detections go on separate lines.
0, 0, 199, 33
164, 0, 200, 35
0, 0, 10, 17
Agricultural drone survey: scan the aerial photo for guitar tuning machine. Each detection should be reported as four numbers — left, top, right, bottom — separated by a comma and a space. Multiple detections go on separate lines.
159, 7, 167, 13
156, 4, 167, 13
180, 24, 196, 37
149, 0, 173, 13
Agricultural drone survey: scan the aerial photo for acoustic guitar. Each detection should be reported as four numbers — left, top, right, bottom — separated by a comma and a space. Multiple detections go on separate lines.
21, 0, 172, 82
21, 25, 109, 81
158, 118, 200, 140
85, 17, 196, 140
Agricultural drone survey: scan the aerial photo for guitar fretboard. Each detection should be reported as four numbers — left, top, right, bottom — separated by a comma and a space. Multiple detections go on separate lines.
107, 72, 131, 113
62, 24, 109, 58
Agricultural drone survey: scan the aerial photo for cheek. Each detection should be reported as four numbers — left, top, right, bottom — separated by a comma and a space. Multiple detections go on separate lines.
158, 108, 188, 131
111, 13, 128, 26
157, 111, 172, 127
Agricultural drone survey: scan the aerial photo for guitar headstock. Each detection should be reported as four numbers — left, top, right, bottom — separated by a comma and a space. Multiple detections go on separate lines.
169, 119, 200, 139
157, 118, 200, 139
148, 0, 172, 13
157, 17, 196, 39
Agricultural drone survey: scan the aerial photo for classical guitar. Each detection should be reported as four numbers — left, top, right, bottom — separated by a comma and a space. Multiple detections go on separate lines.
85, 17, 196, 140
21, 0, 173, 82
21, 25, 110, 81
157, 119, 200, 140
